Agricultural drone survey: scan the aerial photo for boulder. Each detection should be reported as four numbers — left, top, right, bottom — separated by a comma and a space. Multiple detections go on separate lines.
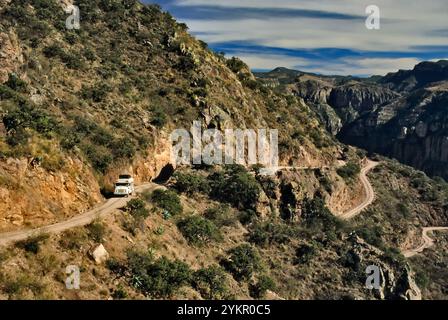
90, 244, 109, 264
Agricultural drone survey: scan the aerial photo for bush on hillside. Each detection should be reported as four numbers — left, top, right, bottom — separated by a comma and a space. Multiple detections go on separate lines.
173, 171, 210, 196
126, 251, 192, 298
337, 162, 361, 180
208, 165, 261, 210
249, 275, 276, 298
192, 265, 229, 300
149, 189, 183, 215
221, 244, 261, 281
177, 216, 222, 246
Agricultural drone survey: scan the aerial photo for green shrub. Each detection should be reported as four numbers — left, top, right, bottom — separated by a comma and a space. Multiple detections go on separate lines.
177, 216, 221, 246
221, 244, 261, 281
248, 222, 295, 247
125, 199, 149, 219
355, 225, 384, 248
294, 243, 317, 264
81, 83, 111, 102
127, 251, 192, 298
239, 209, 257, 225
192, 266, 229, 300
226, 57, 247, 73
3, 103, 58, 141
111, 285, 128, 299
80, 143, 113, 173
249, 275, 276, 298
15, 234, 49, 254
59, 229, 88, 250
301, 197, 343, 234
337, 162, 361, 181
204, 204, 236, 227
209, 165, 261, 210
150, 106, 167, 128
86, 221, 106, 243
150, 189, 183, 215
173, 172, 210, 195
5, 74, 27, 92
110, 137, 136, 159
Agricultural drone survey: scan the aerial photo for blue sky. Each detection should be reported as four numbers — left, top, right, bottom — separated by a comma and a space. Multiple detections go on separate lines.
144, 0, 448, 76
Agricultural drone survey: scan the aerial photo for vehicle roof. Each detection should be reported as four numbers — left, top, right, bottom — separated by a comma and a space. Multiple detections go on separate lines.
115, 179, 133, 184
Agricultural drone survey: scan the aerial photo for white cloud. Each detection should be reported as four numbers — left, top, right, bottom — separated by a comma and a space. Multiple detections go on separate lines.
168, 0, 448, 74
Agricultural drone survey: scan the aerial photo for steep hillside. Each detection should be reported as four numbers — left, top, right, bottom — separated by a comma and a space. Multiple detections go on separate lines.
0, 0, 448, 301
0, 0, 339, 232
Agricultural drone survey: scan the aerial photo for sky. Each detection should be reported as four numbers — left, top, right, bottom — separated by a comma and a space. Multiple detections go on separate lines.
143, 0, 448, 76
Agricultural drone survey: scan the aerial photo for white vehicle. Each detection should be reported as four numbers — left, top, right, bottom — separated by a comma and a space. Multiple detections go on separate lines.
113, 174, 135, 197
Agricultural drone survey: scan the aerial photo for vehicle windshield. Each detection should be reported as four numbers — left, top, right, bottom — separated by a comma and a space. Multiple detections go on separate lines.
119, 175, 132, 179
115, 183, 130, 187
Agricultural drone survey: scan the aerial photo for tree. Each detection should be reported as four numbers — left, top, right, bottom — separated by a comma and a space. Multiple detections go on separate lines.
221, 244, 261, 281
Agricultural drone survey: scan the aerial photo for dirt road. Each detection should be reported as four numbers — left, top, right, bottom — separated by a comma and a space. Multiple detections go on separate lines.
0, 183, 162, 246
403, 227, 448, 258
338, 159, 379, 220
0, 160, 379, 246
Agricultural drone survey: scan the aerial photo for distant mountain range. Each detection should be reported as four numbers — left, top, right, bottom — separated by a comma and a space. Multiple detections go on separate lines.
256, 60, 448, 180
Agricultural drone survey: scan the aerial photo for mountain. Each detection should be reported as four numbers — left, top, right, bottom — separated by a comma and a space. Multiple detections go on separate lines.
1, 0, 448, 301
258, 61, 448, 180
380, 60, 448, 92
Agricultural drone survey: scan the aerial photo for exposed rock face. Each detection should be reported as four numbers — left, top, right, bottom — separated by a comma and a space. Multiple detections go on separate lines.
0, 156, 102, 232
339, 87, 448, 180
258, 61, 448, 180
380, 60, 448, 92
349, 235, 421, 300
288, 75, 399, 135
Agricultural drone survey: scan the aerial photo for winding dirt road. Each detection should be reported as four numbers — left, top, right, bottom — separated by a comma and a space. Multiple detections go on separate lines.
0, 183, 162, 246
403, 227, 448, 258
338, 159, 379, 220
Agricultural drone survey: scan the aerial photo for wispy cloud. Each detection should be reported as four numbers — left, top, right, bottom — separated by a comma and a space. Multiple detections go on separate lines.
145, 0, 448, 76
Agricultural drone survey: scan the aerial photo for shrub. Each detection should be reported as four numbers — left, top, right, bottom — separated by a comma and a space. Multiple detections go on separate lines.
86, 221, 106, 243
221, 244, 261, 281
15, 234, 49, 254
150, 106, 167, 128
204, 204, 236, 227
248, 222, 295, 247
192, 266, 229, 300
81, 143, 113, 173
173, 172, 210, 195
301, 197, 343, 235
59, 229, 88, 250
111, 285, 128, 299
209, 165, 261, 210
249, 275, 276, 298
294, 243, 317, 264
150, 189, 183, 215
110, 137, 136, 159
177, 216, 221, 246
337, 162, 361, 180
5, 73, 27, 92
3, 103, 58, 140
226, 57, 247, 74
356, 225, 384, 248
239, 209, 257, 225
127, 251, 192, 298
81, 83, 111, 102
125, 199, 149, 219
